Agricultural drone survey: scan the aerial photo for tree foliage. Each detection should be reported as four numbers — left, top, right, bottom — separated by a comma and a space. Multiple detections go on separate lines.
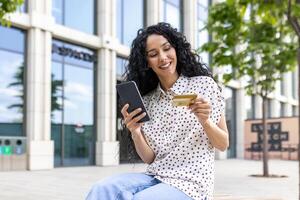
0, 0, 24, 26
200, 0, 298, 98
199, 0, 300, 177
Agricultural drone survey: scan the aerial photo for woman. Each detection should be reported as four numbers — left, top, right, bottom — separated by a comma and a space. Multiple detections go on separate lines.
86, 22, 229, 200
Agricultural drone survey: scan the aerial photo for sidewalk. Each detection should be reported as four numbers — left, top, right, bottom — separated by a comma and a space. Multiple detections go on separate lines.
0, 159, 297, 200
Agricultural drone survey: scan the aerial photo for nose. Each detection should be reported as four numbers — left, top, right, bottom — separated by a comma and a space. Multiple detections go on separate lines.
159, 51, 168, 62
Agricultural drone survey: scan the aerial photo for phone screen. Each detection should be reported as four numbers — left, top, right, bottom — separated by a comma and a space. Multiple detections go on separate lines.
116, 81, 150, 123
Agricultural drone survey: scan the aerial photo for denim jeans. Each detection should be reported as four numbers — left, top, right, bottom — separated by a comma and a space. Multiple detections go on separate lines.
85, 173, 192, 200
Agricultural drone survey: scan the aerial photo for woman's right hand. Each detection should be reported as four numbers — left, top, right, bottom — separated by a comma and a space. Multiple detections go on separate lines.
121, 104, 147, 137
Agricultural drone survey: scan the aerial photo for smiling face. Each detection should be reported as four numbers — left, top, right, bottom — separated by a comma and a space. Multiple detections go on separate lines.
145, 34, 178, 82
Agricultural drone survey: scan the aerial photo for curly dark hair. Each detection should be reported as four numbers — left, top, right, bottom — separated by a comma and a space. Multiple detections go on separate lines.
125, 22, 213, 96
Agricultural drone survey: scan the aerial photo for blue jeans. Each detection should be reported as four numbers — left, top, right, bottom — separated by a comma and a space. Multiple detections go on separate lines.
85, 173, 192, 200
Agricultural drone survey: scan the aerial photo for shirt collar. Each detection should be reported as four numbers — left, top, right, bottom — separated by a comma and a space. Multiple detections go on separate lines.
152, 75, 187, 102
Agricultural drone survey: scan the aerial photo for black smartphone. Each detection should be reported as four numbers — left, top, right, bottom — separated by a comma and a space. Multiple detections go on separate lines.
116, 81, 150, 123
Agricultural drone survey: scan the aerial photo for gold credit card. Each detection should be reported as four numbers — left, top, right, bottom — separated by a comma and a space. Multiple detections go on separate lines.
172, 94, 197, 106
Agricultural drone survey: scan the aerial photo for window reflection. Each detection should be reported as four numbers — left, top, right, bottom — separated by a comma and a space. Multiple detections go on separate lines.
161, 0, 182, 31
0, 27, 25, 136
51, 40, 95, 166
224, 87, 236, 158
52, 0, 96, 34
117, 0, 144, 46
197, 1, 209, 65
116, 57, 127, 80
0, 26, 25, 52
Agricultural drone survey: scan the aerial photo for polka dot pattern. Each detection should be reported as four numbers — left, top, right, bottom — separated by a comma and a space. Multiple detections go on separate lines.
141, 75, 225, 200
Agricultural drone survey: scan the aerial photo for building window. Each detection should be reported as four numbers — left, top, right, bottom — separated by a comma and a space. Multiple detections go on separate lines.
51, 40, 96, 166
117, 0, 145, 46
0, 26, 26, 136
267, 99, 272, 118
52, 0, 96, 34
245, 95, 255, 119
224, 87, 236, 158
19, 0, 27, 12
280, 75, 285, 96
197, 0, 209, 65
280, 102, 285, 117
292, 105, 298, 117
292, 71, 296, 99
117, 57, 127, 80
161, 0, 183, 32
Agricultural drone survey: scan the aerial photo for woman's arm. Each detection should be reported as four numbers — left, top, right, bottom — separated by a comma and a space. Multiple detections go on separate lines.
131, 131, 155, 164
121, 104, 155, 164
202, 114, 229, 151
189, 98, 229, 151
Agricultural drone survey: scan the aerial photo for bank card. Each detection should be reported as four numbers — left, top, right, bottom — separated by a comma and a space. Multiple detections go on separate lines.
172, 94, 197, 106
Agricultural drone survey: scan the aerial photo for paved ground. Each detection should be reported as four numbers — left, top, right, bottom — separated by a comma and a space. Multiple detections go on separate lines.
0, 159, 297, 200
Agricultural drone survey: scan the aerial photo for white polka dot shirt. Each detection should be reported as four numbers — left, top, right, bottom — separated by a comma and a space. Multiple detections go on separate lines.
141, 75, 225, 200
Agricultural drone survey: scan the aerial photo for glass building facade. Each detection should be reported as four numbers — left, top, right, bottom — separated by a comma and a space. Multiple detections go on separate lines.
52, 0, 96, 34
197, 0, 209, 65
161, 0, 183, 31
0, 26, 26, 137
51, 40, 96, 166
117, 0, 145, 46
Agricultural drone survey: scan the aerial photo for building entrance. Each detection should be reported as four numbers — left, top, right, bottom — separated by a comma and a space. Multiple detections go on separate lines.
51, 40, 95, 166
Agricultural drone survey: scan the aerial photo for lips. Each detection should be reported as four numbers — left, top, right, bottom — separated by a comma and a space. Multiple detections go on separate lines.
159, 62, 171, 69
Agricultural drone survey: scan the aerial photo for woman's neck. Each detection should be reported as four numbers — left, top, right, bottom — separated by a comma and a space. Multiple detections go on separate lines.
159, 73, 179, 91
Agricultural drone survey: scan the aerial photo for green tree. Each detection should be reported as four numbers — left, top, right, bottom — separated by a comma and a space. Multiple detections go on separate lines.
200, 0, 298, 178
0, 0, 24, 26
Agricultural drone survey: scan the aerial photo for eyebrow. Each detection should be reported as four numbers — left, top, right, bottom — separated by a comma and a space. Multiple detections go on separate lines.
146, 42, 170, 54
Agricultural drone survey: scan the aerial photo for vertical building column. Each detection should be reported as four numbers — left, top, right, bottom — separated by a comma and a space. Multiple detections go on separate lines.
26, 0, 54, 170
183, 0, 197, 48
95, 0, 119, 166
146, 0, 161, 26
236, 88, 246, 158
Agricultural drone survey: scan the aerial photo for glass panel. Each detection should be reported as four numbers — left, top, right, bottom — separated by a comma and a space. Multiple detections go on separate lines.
52, 0, 95, 34
165, 0, 180, 7
116, 57, 127, 80
224, 87, 236, 158
51, 41, 95, 167
63, 43, 95, 68
0, 50, 24, 136
197, 4, 207, 21
292, 105, 298, 116
19, 0, 27, 12
280, 76, 285, 96
197, 0, 208, 7
52, 40, 95, 68
197, 1, 209, 65
280, 102, 285, 117
165, 3, 180, 31
117, 0, 123, 43
63, 64, 94, 166
65, 0, 95, 34
118, 0, 144, 46
245, 95, 253, 119
292, 71, 296, 99
267, 99, 272, 118
52, 0, 63, 24
51, 61, 63, 166
0, 26, 25, 52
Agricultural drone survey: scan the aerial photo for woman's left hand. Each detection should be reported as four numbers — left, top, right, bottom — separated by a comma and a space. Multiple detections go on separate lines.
188, 97, 211, 126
